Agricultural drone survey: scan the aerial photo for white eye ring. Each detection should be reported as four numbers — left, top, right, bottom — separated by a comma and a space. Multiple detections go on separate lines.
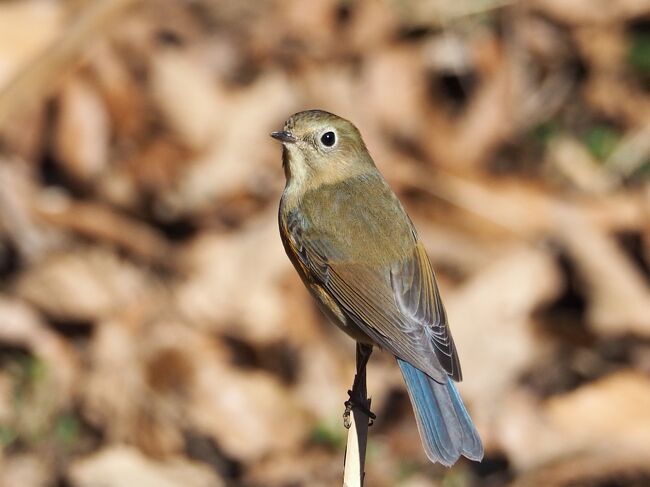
319, 129, 337, 149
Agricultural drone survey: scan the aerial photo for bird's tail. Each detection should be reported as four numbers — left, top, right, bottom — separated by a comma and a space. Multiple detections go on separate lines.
397, 358, 483, 466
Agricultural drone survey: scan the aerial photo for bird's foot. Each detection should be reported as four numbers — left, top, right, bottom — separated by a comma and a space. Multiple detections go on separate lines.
343, 389, 376, 428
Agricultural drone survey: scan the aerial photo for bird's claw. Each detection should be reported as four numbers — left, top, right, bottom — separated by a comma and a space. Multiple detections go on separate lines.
343, 389, 376, 428
343, 403, 352, 429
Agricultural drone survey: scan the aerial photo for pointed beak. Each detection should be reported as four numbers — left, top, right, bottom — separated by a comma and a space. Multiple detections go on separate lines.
270, 130, 297, 144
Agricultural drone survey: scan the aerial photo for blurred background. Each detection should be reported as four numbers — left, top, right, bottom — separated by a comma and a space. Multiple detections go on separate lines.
0, 0, 649, 486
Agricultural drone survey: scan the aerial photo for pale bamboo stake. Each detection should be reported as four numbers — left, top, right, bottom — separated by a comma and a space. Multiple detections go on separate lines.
343, 344, 372, 487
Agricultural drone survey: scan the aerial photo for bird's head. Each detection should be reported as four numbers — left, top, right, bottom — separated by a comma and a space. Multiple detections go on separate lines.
271, 110, 374, 189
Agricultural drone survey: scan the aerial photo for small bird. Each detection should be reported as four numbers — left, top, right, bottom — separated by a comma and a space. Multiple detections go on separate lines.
272, 110, 483, 466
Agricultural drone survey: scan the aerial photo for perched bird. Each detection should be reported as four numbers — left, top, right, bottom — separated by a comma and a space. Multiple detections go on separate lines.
271, 110, 483, 466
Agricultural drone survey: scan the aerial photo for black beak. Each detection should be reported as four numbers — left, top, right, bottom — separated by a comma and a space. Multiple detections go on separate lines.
270, 130, 297, 143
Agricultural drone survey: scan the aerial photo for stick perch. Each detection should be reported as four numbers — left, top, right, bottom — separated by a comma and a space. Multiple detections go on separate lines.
343, 344, 373, 487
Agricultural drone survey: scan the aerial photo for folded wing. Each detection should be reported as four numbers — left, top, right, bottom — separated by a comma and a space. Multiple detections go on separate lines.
282, 217, 461, 383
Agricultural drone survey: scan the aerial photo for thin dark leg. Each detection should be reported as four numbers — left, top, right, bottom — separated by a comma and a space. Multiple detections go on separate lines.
344, 343, 375, 428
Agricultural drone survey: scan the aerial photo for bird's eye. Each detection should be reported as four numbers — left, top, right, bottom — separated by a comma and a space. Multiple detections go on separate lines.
320, 131, 336, 147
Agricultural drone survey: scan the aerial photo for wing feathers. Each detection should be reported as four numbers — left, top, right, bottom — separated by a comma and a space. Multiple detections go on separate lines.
391, 242, 461, 380
281, 210, 461, 382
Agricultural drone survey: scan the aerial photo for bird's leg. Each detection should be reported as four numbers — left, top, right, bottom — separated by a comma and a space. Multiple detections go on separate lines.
344, 343, 376, 428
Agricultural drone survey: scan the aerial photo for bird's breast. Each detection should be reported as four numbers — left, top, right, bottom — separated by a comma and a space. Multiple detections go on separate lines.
289, 173, 416, 267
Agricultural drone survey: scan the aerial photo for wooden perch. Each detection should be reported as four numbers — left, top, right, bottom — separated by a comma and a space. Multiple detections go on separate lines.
343, 344, 372, 487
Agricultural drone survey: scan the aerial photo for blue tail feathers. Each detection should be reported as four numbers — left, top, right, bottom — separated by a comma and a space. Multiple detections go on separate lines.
397, 358, 483, 466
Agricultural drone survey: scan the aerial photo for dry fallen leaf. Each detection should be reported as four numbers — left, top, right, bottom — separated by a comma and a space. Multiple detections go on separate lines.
0, 161, 60, 262
245, 448, 342, 487
0, 295, 78, 409
500, 372, 650, 470
158, 71, 293, 216
33, 192, 173, 264
556, 210, 650, 336
150, 49, 221, 151
82, 310, 187, 456
447, 245, 562, 431
422, 31, 514, 170
83, 307, 309, 462
0, 1, 62, 87
68, 446, 224, 487
16, 247, 150, 322
0, 453, 52, 487
509, 451, 650, 487
88, 40, 150, 142
546, 136, 617, 193
54, 77, 110, 183
532, 0, 650, 24
175, 210, 300, 344
361, 44, 427, 137
188, 358, 309, 461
